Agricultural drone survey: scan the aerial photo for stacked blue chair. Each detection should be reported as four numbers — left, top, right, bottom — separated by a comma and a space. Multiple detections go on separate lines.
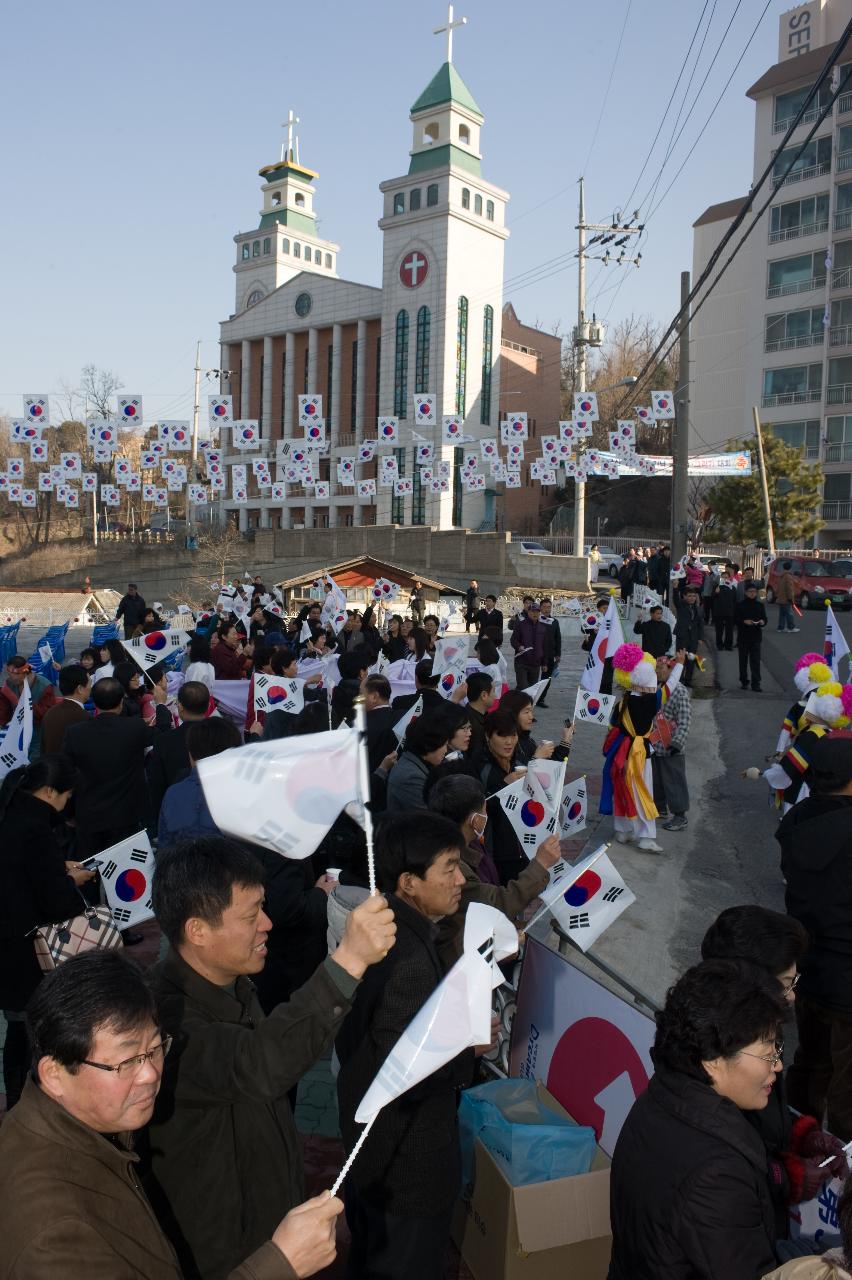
0, 622, 22, 667
90, 620, 120, 648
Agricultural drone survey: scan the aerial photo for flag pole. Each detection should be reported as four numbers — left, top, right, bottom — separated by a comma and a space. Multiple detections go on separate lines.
524, 842, 611, 933
353, 697, 377, 895
329, 1113, 377, 1197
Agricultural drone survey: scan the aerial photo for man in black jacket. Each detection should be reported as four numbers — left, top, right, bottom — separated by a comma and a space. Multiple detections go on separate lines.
778, 733, 852, 1141
476, 594, 503, 645
464, 580, 479, 632
115, 583, 147, 638
537, 598, 562, 707
336, 812, 473, 1280
632, 604, 672, 659
362, 674, 398, 772
145, 680, 209, 829
713, 568, 737, 650
735, 581, 767, 692
673, 587, 704, 687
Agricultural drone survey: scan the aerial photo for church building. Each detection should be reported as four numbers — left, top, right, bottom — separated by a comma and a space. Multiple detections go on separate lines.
217, 33, 513, 532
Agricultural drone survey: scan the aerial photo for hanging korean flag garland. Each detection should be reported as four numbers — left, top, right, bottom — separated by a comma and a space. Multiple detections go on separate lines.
304, 417, 327, 445
414, 395, 436, 426
7, 458, 23, 478
61, 452, 81, 476
314, 481, 330, 500
20, 490, 37, 508
30, 441, 48, 462
233, 420, 260, 449
357, 479, 377, 498
101, 485, 120, 506
163, 420, 191, 450
81, 473, 97, 493
23, 395, 50, 426
442, 416, 465, 443
11, 420, 42, 442
573, 687, 617, 725
208, 395, 233, 426
37, 472, 53, 492
480, 438, 498, 461
142, 484, 157, 502
416, 443, 434, 465
188, 485, 207, 505
253, 673, 305, 715
270, 483, 286, 501
617, 420, 636, 447
393, 477, 413, 496
64, 488, 80, 508
95, 832, 155, 929
298, 394, 322, 425
635, 404, 656, 424
651, 390, 675, 420
501, 414, 528, 443
358, 439, 378, 462
117, 396, 143, 427
377, 416, 399, 445
573, 392, 598, 421
87, 418, 117, 447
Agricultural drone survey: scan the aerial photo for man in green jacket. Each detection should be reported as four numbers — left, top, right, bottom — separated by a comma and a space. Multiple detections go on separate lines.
145, 835, 396, 1280
0, 949, 345, 1279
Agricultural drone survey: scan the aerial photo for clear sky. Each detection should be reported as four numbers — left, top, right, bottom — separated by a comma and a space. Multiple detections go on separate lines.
1, 0, 794, 422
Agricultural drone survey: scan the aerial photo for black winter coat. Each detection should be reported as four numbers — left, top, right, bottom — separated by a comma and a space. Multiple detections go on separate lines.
777, 793, 852, 1013
633, 617, 673, 658
608, 1065, 777, 1280
673, 602, 704, 652
0, 792, 82, 1010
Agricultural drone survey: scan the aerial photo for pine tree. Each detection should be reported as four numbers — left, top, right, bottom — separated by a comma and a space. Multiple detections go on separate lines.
706, 433, 823, 555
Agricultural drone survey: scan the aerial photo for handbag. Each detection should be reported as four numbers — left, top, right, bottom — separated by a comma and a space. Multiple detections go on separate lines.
33, 901, 123, 973
648, 711, 674, 751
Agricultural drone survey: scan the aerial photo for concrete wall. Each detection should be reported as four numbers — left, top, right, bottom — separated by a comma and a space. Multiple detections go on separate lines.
0, 528, 591, 604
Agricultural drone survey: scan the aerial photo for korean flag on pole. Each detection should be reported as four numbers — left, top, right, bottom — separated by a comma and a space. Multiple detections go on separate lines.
497, 776, 558, 856
559, 775, 587, 837
0, 684, 32, 778
96, 832, 155, 928
824, 602, 850, 674
573, 687, 617, 725
253, 673, 305, 715
122, 630, 190, 671
527, 845, 635, 953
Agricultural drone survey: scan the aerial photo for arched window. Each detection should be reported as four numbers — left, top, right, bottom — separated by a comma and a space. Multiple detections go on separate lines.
427, 184, 439, 207
295, 193, 305, 207
282, 238, 290, 254
252, 241, 260, 257
393, 192, 405, 215
271, 191, 281, 206
241, 244, 250, 261
293, 242, 301, 258
455, 296, 468, 417
304, 247, 312, 263
424, 122, 439, 145
486, 200, 495, 222
246, 289, 264, 308
325, 253, 332, 268
461, 187, 470, 210
262, 237, 271, 255
480, 304, 493, 425
474, 194, 483, 216
410, 188, 421, 211
459, 123, 470, 145
394, 310, 410, 418
415, 306, 431, 393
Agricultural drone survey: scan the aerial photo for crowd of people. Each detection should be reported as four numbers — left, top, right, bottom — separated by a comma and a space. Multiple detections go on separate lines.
0, 566, 850, 1280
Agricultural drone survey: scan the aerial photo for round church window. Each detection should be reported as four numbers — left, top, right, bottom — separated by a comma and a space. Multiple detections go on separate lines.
295, 292, 313, 317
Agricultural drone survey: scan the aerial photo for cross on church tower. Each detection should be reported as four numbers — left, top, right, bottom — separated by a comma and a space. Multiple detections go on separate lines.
280, 109, 300, 163
433, 3, 467, 64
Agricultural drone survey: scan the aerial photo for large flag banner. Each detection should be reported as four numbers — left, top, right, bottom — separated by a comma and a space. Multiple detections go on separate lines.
122, 630, 190, 671
580, 595, 623, 692
354, 903, 517, 1124
0, 685, 33, 777
824, 602, 850, 674
531, 848, 636, 953
208, 395, 233, 426
560, 775, 587, 837
573, 687, 617, 726
253, 673, 305, 714
197, 729, 360, 859
96, 832, 155, 929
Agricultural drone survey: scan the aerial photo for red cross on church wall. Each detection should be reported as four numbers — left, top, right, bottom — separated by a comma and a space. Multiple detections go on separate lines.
399, 251, 429, 288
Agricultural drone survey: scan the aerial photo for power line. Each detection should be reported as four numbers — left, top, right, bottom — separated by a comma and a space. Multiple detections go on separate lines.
580, 0, 633, 178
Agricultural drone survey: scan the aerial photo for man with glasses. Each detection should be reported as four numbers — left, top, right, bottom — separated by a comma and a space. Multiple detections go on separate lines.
0, 950, 346, 1278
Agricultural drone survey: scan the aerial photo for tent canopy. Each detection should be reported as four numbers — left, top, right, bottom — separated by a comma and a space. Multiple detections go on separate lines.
275, 556, 453, 598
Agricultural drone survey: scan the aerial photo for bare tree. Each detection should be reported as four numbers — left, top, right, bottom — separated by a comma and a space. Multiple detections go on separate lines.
80, 365, 124, 419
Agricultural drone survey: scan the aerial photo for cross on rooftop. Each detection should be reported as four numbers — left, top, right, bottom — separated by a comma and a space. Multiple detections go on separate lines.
281, 109, 300, 163
433, 3, 467, 64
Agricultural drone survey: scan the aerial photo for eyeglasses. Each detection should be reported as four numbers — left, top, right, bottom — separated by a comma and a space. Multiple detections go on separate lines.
739, 1041, 784, 1068
781, 973, 801, 994
81, 1035, 173, 1077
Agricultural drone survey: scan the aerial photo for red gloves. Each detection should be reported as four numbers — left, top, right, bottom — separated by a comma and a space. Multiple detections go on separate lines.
783, 1116, 849, 1203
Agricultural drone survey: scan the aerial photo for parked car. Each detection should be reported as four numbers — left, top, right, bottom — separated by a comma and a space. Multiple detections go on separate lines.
829, 557, 852, 578
515, 540, 553, 555
585, 545, 624, 580
765, 557, 852, 610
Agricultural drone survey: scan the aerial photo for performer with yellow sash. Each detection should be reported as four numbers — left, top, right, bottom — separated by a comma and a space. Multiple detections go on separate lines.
599, 642, 684, 854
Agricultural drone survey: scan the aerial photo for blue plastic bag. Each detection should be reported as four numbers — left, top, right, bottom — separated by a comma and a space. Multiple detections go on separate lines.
459, 1078, 596, 1188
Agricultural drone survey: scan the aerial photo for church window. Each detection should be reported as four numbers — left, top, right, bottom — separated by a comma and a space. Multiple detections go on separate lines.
486, 200, 495, 221
293, 242, 301, 258
410, 188, 421, 211
252, 241, 260, 257
262, 238, 271, 255
459, 124, 470, 145
350, 339, 358, 429
391, 447, 406, 523
394, 311, 409, 418
304, 247, 312, 263
295, 193, 306, 207
474, 194, 483, 216
271, 191, 281, 206
452, 445, 464, 526
394, 192, 405, 215
247, 290, 264, 308
282, 238, 290, 254
412, 462, 425, 525
481, 305, 494, 425
241, 244, 250, 261
325, 253, 332, 268
415, 306, 430, 394
424, 122, 439, 145
461, 187, 470, 210
427, 184, 439, 207
456, 296, 468, 418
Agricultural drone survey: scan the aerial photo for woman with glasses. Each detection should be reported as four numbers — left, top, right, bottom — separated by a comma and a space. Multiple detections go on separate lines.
609, 959, 788, 1280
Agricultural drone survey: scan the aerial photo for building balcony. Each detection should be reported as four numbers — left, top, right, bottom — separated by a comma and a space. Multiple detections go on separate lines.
830, 324, 852, 347
761, 389, 822, 408
773, 106, 823, 134
775, 161, 832, 186
835, 210, 852, 232
827, 383, 852, 404
825, 442, 852, 462
764, 332, 824, 354
838, 151, 852, 174
833, 266, 852, 289
840, 92, 852, 116
768, 218, 829, 244
822, 500, 852, 522
337, 432, 357, 448
766, 275, 826, 299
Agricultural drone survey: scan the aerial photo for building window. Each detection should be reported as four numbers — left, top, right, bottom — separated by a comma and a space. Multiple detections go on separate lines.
327, 344, 333, 429
282, 238, 290, 254
252, 241, 260, 257
427, 184, 439, 206
772, 135, 831, 184
293, 242, 301, 258
304, 348, 309, 394
481, 304, 493, 424
764, 306, 824, 352
350, 339, 358, 430
766, 251, 824, 296
455, 296, 468, 417
774, 81, 832, 132
415, 306, 431, 394
394, 192, 405, 215
262, 237, 271, 255
412, 462, 425, 525
825, 472, 851, 501
771, 418, 821, 458
761, 363, 822, 406
241, 244, 250, 261
392, 447, 406, 524
826, 415, 852, 462
295, 193, 305, 207
486, 200, 495, 221
271, 191, 281, 206
424, 122, 439, 145
474, 194, 483, 215
375, 335, 382, 418
281, 346, 287, 433
410, 188, 421, 211
769, 193, 829, 242
459, 123, 470, 144
246, 289, 264, 308
325, 252, 332, 267
461, 187, 470, 210
394, 311, 409, 418
452, 446, 464, 526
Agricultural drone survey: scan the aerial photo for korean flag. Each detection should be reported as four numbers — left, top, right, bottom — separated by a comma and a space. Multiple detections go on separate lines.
378, 416, 399, 445
413, 395, 436, 426
117, 396, 143, 428
97, 832, 155, 928
573, 392, 598, 421
298, 395, 323, 425
651, 390, 675, 420
208, 395, 233, 426
23, 395, 50, 427
253, 673, 305, 715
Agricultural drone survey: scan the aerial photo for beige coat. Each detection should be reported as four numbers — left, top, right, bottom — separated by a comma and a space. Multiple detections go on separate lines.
763, 1252, 852, 1279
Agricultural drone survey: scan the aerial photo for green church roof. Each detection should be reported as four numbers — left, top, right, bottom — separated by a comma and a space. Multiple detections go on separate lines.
410, 62, 483, 119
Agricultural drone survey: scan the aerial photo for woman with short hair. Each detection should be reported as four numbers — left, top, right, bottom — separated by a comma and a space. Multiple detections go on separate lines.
385, 714, 449, 812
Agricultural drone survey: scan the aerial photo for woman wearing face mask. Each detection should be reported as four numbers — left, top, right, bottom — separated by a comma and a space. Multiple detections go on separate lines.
600, 643, 684, 854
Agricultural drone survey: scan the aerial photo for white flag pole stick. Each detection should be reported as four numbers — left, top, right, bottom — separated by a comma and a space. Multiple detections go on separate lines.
524, 843, 611, 933
354, 698, 377, 896
329, 1113, 378, 1197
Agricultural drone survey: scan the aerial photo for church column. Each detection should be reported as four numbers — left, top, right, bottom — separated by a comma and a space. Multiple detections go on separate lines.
240, 340, 252, 419
283, 332, 295, 438
238, 506, 248, 533
354, 319, 368, 524
308, 328, 318, 396
331, 324, 342, 441
262, 335, 273, 439
258, 507, 271, 529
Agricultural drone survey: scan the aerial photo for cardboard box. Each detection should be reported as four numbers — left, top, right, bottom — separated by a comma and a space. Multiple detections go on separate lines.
451, 1082, 611, 1280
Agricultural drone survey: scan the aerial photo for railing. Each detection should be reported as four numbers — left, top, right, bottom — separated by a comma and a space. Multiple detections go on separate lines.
825, 441, 852, 462
840, 92, 852, 115
831, 324, 852, 346
827, 383, 852, 404
761, 389, 822, 407
768, 218, 828, 243
766, 274, 826, 298
773, 106, 822, 133
835, 210, 852, 232
764, 332, 824, 353
774, 160, 832, 186
501, 338, 542, 358
833, 266, 852, 289
337, 432, 357, 447
822, 501, 852, 521
838, 151, 852, 174
99, 529, 175, 544
805, 442, 822, 459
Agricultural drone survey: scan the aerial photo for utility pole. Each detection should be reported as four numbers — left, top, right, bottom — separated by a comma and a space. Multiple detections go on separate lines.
186, 340, 202, 540
752, 405, 777, 557
572, 179, 643, 555
671, 271, 691, 566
